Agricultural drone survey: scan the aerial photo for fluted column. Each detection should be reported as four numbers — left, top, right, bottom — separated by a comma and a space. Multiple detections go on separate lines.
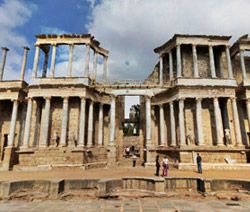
231, 98, 242, 146
98, 103, 104, 146
40, 97, 51, 147
159, 55, 163, 85
78, 97, 86, 147
192, 44, 199, 77
146, 97, 152, 146
209, 45, 216, 78
178, 99, 186, 146
225, 45, 233, 79
87, 100, 94, 147
93, 51, 97, 81
103, 56, 108, 83
84, 44, 90, 77
159, 104, 166, 146
8, 100, 19, 147
42, 52, 49, 78
0, 47, 9, 80
196, 98, 204, 145
240, 49, 247, 80
169, 50, 173, 80
169, 102, 176, 146
32, 45, 40, 78
20, 47, 29, 81
60, 97, 69, 146
22, 98, 33, 147
67, 44, 74, 77
109, 96, 116, 145
176, 44, 182, 78
50, 44, 57, 78
213, 98, 224, 146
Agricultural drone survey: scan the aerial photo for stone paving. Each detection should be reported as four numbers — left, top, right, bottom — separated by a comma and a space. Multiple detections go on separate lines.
0, 198, 250, 212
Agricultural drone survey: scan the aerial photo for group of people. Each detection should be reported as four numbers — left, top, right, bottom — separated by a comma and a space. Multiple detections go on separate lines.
155, 153, 202, 177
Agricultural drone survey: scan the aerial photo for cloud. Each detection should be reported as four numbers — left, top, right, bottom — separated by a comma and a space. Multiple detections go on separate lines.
0, 0, 36, 80
87, 0, 250, 81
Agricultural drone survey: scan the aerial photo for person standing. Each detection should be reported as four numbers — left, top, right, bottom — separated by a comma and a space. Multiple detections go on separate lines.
155, 155, 160, 176
196, 153, 202, 173
162, 156, 169, 176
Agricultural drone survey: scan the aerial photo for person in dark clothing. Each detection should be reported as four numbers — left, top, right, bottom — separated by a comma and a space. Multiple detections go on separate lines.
196, 153, 202, 173
155, 155, 160, 176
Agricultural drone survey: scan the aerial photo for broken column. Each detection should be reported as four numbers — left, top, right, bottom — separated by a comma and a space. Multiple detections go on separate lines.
0, 47, 9, 81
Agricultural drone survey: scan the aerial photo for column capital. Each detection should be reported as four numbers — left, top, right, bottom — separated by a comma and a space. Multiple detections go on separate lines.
1, 47, 9, 51
176, 44, 181, 47
208, 44, 214, 48
23, 46, 30, 51
62, 96, 69, 102
178, 98, 185, 102
195, 97, 203, 102
80, 96, 85, 100
44, 96, 51, 101
51, 43, 57, 47
192, 43, 197, 47
11, 99, 18, 103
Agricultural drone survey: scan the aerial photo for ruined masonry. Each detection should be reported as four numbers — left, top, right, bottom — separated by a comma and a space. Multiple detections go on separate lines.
0, 33, 250, 171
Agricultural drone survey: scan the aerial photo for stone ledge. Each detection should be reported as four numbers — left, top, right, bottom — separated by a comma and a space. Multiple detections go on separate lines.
178, 163, 250, 170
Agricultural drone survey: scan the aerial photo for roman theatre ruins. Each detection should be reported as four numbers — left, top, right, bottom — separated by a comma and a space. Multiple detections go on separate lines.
0, 33, 250, 171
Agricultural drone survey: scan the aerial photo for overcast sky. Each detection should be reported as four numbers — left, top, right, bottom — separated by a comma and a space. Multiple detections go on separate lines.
0, 0, 250, 115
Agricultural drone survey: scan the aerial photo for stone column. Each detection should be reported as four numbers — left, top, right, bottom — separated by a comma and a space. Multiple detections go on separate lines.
159, 104, 166, 146
87, 100, 94, 147
169, 102, 176, 146
225, 45, 233, 79
196, 98, 204, 145
40, 97, 51, 147
240, 49, 247, 80
8, 100, 19, 147
209, 45, 216, 78
32, 45, 40, 78
20, 47, 29, 81
176, 44, 182, 78
213, 98, 224, 146
0, 47, 9, 80
246, 99, 250, 131
109, 96, 116, 145
60, 97, 69, 147
231, 98, 242, 146
67, 44, 74, 77
146, 97, 152, 146
178, 99, 186, 146
22, 98, 33, 147
93, 50, 97, 81
169, 50, 173, 80
84, 44, 90, 77
42, 52, 49, 78
103, 56, 108, 83
78, 97, 86, 147
159, 55, 163, 85
192, 44, 199, 77
50, 44, 57, 78
98, 103, 104, 146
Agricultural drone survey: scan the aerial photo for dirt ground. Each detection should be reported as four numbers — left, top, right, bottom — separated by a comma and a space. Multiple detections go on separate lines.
0, 167, 250, 181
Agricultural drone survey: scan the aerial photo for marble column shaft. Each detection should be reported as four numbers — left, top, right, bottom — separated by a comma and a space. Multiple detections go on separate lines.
196, 98, 204, 145
209, 45, 216, 78
87, 101, 94, 147
146, 97, 152, 146
192, 44, 199, 77
159, 55, 163, 85
50, 45, 57, 78
176, 45, 182, 78
8, 100, 19, 147
78, 97, 86, 146
32, 46, 40, 78
159, 104, 166, 146
169, 102, 176, 146
231, 98, 242, 146
169, 51, 173, 80
60, 97, 69, 146
213, 98, 224, 145
42, 52, 49, 78
67, 45, 74, 77
240, 50, 247, 80
22, 98, 33, 147
225, 46, 233, 79
103, 56, 108, 83
109, 96, 116, 145
20, 47, 29, 81
0, 47, 9, 80
178, 99, 186, 146
40, 97, 51, 147
98, 103, 104, 146
84, 44, 90, 77
93, 51, 97, 81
